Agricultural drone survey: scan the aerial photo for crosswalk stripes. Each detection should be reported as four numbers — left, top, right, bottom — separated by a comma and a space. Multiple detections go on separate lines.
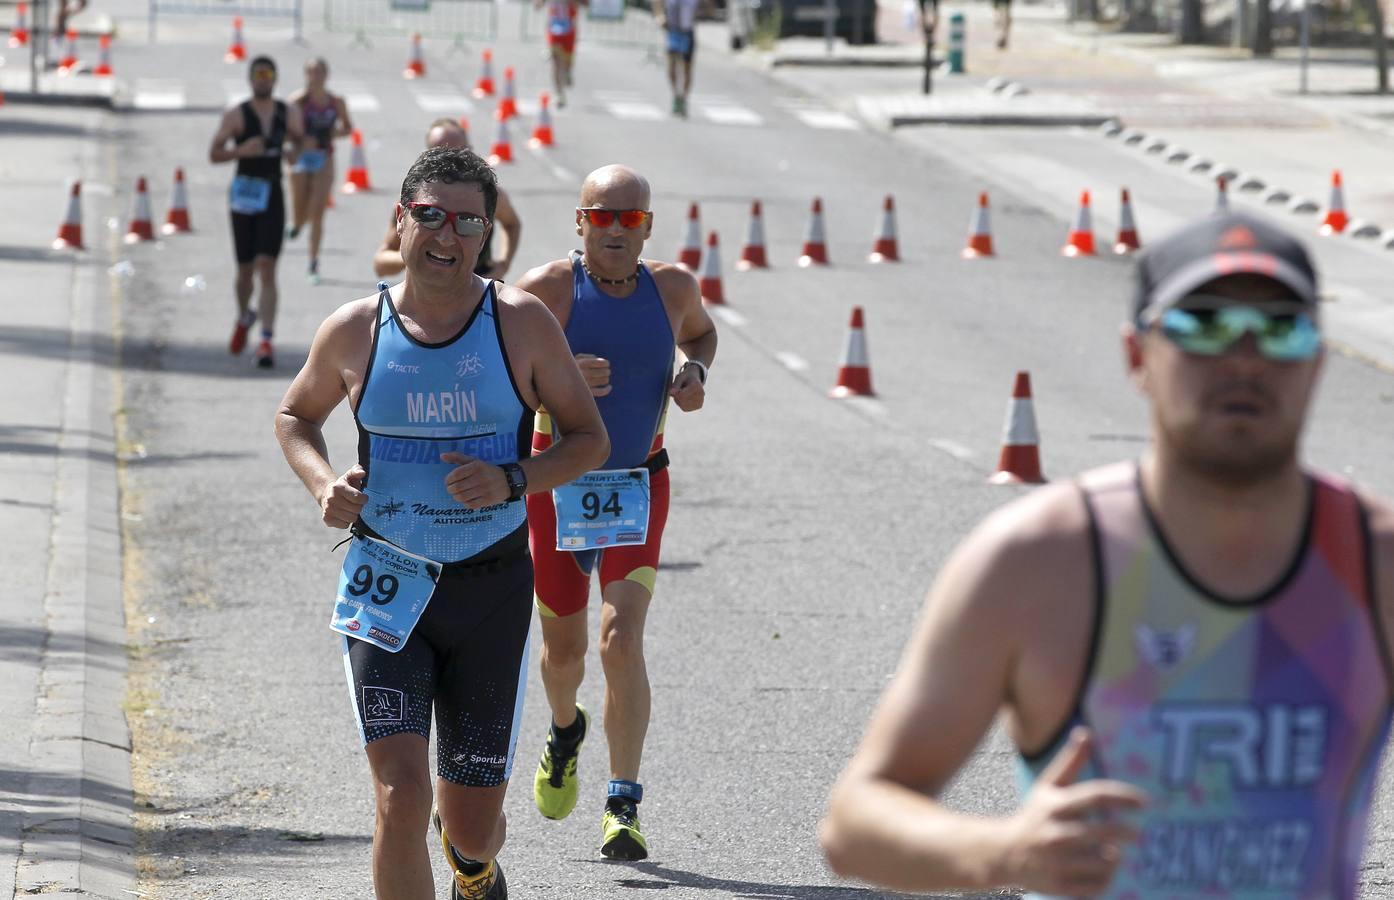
794, 109, 860, 130
411, 89, 474, 115
337, 82, 382, 114
132, 78, 186, 110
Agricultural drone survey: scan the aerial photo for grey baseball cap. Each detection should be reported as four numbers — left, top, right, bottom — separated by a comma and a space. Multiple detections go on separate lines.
1133, 212, 1319, 322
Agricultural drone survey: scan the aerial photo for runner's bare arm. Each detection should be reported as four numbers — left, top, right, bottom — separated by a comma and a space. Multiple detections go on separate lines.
820, 487, 1147, 895
489, 189, 523, 280
333, 95, 354, 139
372, 206, 406, 278
208, 108, 252, 164
283, 104, 306, 165
1366, 495, 1394, 667
653, 263, 715, 411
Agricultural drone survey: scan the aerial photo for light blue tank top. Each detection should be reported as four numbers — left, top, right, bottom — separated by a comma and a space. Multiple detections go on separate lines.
355, 282, 530, 563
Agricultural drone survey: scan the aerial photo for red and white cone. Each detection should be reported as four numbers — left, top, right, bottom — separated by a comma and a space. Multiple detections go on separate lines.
488, 114, 513, 164
529, 93, 554, 148
798, 197, 829, 267
57, 29, 79, 73
403, 32, 426, 79
163, 167, 192, 235
225, 17, 246, 63
8, 3, 29, 48
93, 34, 113, 76
497, 67, 518, 120
962, 192, 995, 259
1061, 190, 1097, 257
1215, 176, 1230, 212
736, 200, 768, 270
473, 48, 496, 98
53, 181, 84, 250
868, 194, 900, 263
829, 307, 874, 398
698, 232, 725, 305
342, 129, 372, 193
125, 176, 155, 244
677, 202, 702, 270
988, 371, 1046, 485
1114, 188, 1141, 254
1320, 170, 1349, 235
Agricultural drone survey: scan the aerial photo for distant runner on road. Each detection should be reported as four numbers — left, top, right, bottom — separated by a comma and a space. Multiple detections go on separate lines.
209, 55, 305, 369
536, 0, 584, 108
287, 57, 353, 285
275, 146, 608, 900
821, 213, 1394, 900
514, 164, 717, 861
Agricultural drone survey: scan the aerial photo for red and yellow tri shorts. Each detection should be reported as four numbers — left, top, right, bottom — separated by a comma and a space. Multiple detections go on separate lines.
527, 467, 670, 618
547, 31, 576, 55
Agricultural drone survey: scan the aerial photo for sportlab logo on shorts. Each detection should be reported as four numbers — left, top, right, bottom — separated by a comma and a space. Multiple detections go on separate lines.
363, 686, 405, 723
453, 752, 508, 769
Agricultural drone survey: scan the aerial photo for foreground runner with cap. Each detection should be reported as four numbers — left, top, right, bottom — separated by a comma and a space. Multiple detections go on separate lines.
275, 146, 608, 899
821, 212, 1394, 899
515, 164, 717, 860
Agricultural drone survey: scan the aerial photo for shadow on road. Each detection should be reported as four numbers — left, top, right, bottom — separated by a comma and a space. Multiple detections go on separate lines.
0, 324, 309, 380
598, 860, 1016, 898
0, 625, 128, 675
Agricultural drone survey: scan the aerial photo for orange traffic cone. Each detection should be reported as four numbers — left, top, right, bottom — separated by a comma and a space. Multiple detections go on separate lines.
529, 93, 554, 148
868, 194, 900, 263
57, 29, 79, 73
677, 202, 702, 270
9, 3, 30, 48
125, 176, 155, 244
1320, 170, 1349, 236
93, 34, 113, 77
497, 67, 518, 120
225, 17, 246, 63
342, 130, 371, 193
962, 192, 995, 259
53, 181, 84, 250
1215, 176, 1230, 212
698, 232, 725, 304
798, 197, 829, 267
737, 200, 768, 270
403, 33, 426, 79
473, 49, 496, 98
1061, 190, 1097, 257
829, 307, 874, 398
1114, 188, 1141, 254
988, 371, 1046, 485
163, 167, 192, 235
488, 114, 513, 164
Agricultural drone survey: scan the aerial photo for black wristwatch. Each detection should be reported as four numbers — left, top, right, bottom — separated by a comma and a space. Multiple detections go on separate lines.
501, 462, 528, 502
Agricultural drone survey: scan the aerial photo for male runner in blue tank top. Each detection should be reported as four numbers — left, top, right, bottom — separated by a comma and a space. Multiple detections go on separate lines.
275, 146, 609, 900
820, 212, 1394, 899
514, 164, 717, 860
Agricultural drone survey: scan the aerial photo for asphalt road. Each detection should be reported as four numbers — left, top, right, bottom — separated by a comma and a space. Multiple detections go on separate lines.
13, 5, 1394, 897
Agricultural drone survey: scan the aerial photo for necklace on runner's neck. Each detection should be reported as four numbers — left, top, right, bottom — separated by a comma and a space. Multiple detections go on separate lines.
581, 257, 639, 286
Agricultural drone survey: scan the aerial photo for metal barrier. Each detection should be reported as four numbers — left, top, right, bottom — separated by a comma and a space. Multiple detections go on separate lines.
148, 0, 302, 42
519, 0, 662, 54
324, 0, 497, 47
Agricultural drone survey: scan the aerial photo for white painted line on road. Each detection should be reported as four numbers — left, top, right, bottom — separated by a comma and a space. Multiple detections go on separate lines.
795, 109, 860, 130
774, 351, 809, 372
223, 80, 248, 105
606, 101, 665, 121
699, 105, 764, 127
528, 144, 578, 185
132, 79, 185, 110
710, 306, 746, 327
346, 93, 381, 113
412, 90, 473, 115
515, 98, 540, 116
843, 396, 888, 417
928, 438, 976, 462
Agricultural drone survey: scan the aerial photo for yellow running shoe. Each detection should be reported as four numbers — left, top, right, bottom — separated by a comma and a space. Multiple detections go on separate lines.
600, 798, 649, 861
433, 809, 508, 899
533, 704, 589, 820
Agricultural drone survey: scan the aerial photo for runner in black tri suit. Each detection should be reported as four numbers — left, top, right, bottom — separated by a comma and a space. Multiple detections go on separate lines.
209, 56, 305, 369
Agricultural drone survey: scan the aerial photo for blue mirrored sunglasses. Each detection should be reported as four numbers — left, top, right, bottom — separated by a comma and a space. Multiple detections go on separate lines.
1149, 304, 1321, 362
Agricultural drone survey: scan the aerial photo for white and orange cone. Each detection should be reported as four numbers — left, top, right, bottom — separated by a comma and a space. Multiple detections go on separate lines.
342, 129, 372, 193
225, 17, 246, 63
1215, 176, 1230, 212
868, 194, 900, 263
989, 371, 1046, 485
1320, 170, 1349, 235
125, 176, 155, 244
736, 200, 768, 270
677, 202, 702, 270
1061, 190, 1097, 257
9, 2, 30, 48
487, 114, 513, 165
163, 167, 192, 235
473, 48, 496, 98
698, 232, 725, 305
93, 34, 113, 77
829, 307, 874, 398
962, 192, 995, 259
1114, 188, 1141, 254
497, 66, 518, 120
53, 181, 84, 250
57, 29, 79, 73
798, 197, 829, 267
403, 32, 426, 79
529, 93, 554, 148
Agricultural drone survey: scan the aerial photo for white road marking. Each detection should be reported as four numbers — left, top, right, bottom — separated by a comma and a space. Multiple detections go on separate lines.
336, 82, 381, 113
606, 101, 665, 121
527, 144, 578, 185
795, 109, 860, 130
774, 351, 809, 372
927, 438, 976, 462
699, 104, 764, 127
710, 306, 747, 327
222, 80, 248, 105
412, 90, 473, 114
133, 79, 185, 110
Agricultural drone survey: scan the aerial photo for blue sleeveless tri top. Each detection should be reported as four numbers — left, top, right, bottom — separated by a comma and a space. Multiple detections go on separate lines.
355, 282, 531, 564
561, 253, 674, 469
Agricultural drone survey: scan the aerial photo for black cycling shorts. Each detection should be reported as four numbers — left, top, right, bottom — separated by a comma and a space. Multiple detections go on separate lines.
340, 548, 533, 786
230, 190, 286, 264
